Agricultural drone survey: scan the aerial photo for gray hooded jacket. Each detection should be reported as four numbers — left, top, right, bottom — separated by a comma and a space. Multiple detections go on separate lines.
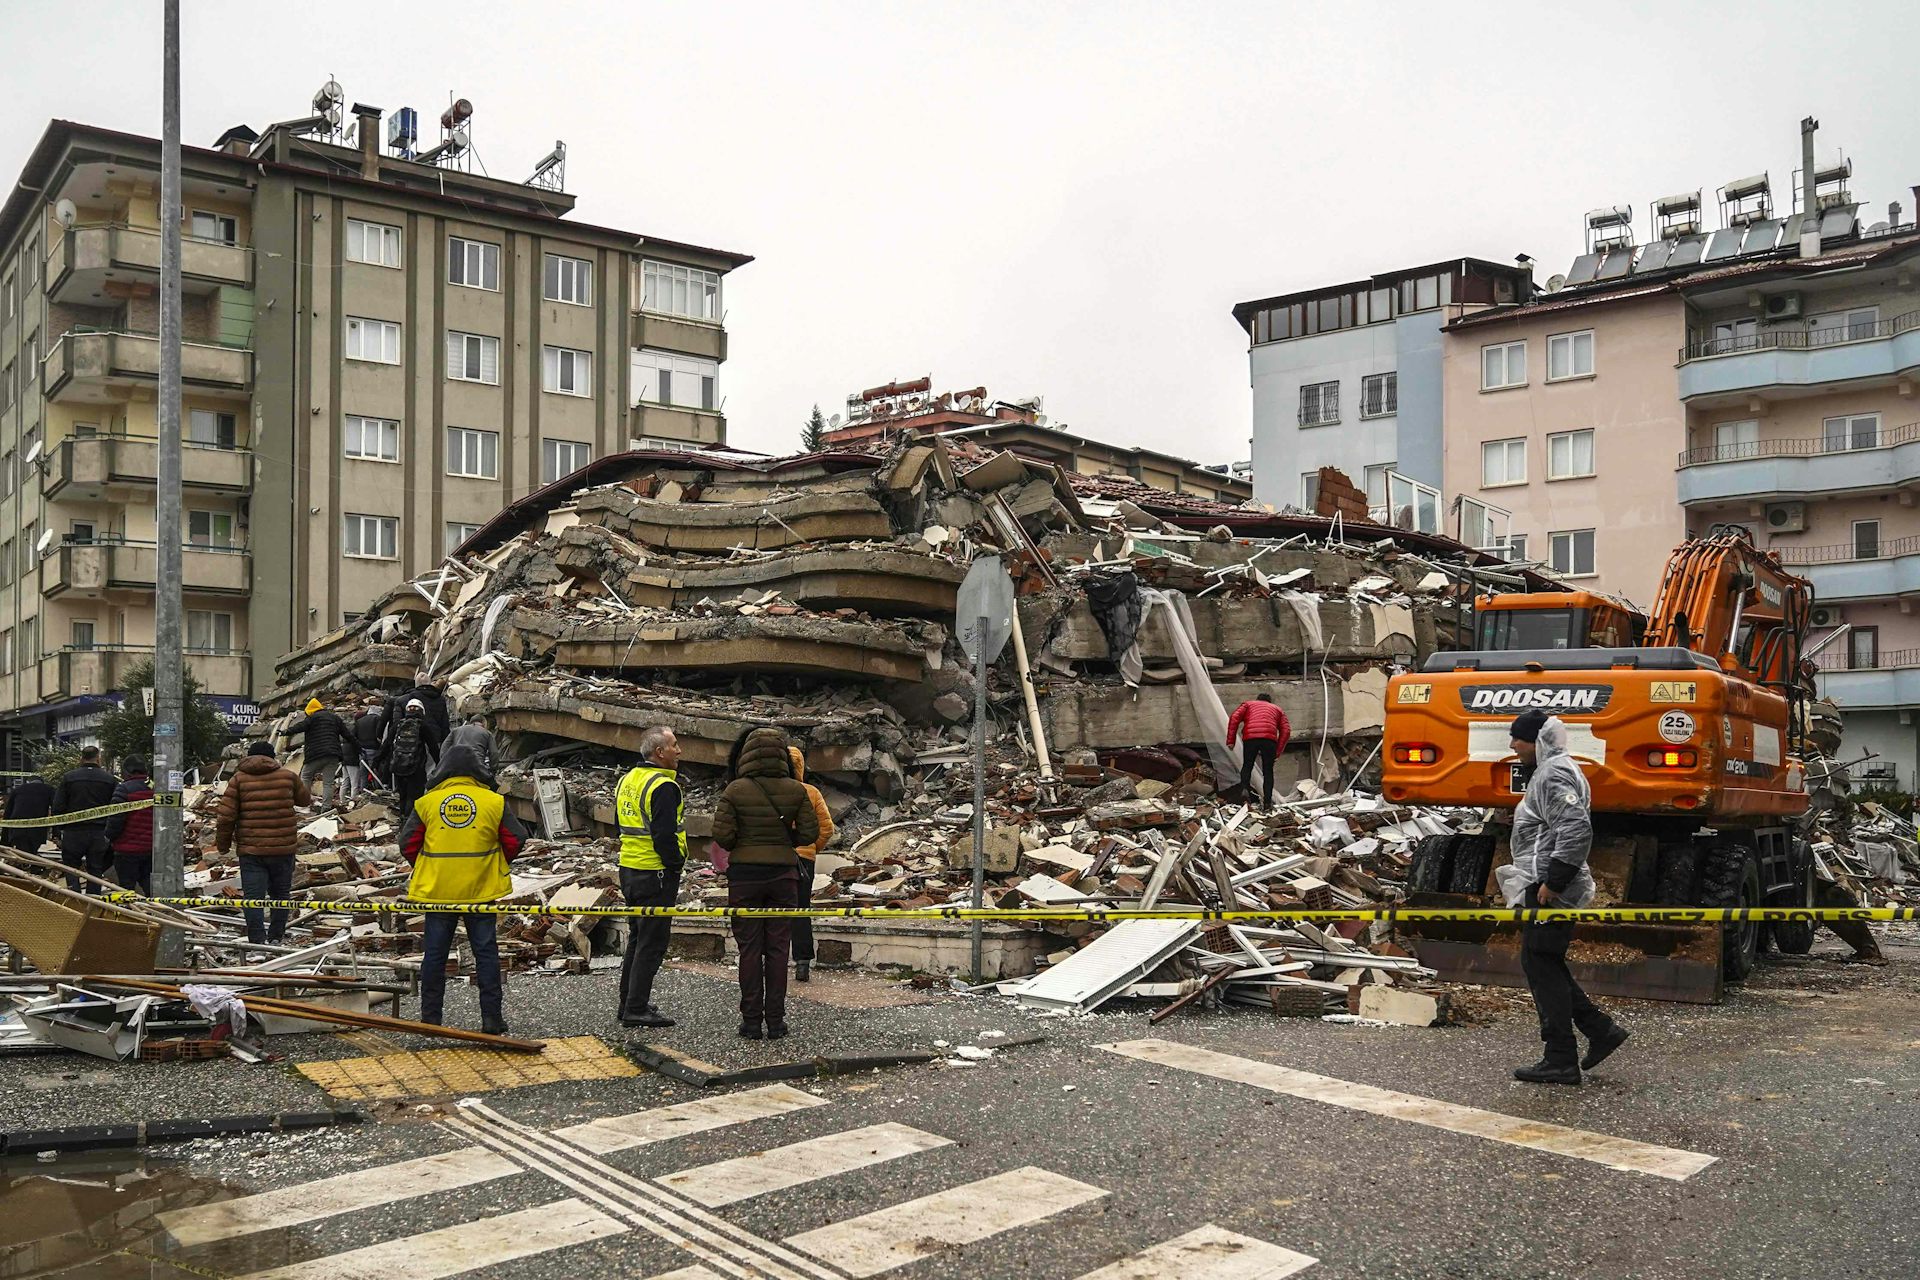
1497, 716, 1596, 908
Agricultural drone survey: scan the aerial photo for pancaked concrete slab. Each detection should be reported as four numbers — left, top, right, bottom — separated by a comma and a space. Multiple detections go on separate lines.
1041, 677, 1369, 752
670, 916, 1051, 980
1044, 595, 1431, 665
618, 548, 965, 615
556, 616, 939, 683
574, 486, 893, 551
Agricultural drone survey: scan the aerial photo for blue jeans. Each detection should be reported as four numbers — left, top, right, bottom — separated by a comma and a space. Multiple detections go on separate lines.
420, 911, 504, 1027
238, 854, 294, 943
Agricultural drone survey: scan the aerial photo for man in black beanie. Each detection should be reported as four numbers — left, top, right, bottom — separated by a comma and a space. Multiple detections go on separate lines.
1499, 708, 1629, 1085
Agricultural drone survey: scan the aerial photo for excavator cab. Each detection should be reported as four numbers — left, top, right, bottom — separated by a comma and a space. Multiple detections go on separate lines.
1472, 591, 1645, 651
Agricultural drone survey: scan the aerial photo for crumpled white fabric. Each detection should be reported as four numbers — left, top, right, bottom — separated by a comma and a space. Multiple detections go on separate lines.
181, 984, 248, 1035
1277, 591, 1324, 653
1133, 587, 1237, 785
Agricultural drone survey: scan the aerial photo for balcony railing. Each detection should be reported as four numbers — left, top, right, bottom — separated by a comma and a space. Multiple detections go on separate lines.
1774, 533, 1920, 566
1678, 420, 1920, 467
45, 434, 253, 497
1812, 646, 1920, 672
37, 644, 252, 701
1680, 308, 1920, 363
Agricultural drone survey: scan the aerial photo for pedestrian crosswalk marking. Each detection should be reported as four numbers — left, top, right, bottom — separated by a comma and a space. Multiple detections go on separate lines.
785, 1165, 1109, 1277
233, 1197, 624, 1280
657, 1122, 954, 1207
158, 1147, 520, 1247
1071, 1224, 1319, 1279
556, 1082, 828, 1154
1099, 1038, 1718, 1181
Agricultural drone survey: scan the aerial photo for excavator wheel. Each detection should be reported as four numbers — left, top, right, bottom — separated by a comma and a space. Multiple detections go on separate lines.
1408, 834, 1459, 894
1771, 844, 1817, 955
1447, 833, 1498, 896
1698, 842, 1763, 982
1653, 842, 1698, 905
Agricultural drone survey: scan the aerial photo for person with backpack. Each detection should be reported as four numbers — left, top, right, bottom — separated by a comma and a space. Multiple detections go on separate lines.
787, 744, 835, 984
347, 697, 386, 800
294, 697, 350, 808
386, 700, 436, 817
103, 755, 156, 894
709, 727, 819, 1039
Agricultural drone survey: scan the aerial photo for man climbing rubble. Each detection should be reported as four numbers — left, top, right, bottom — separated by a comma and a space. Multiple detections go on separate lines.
1226, 692, 1290, 809
1499, 709, 1630, 1086
614, 727, 686, 1029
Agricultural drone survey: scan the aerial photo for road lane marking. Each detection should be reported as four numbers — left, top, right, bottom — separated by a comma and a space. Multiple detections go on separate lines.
556, 1083, 828, 1154
786, 1166, 1108, 1276
158, 1147, 519, 1247
657, 1122, 954, 1206
1072, 1224, 1319, 1279
1099, 1039, 1717, 1181
234, 1197, 624, 1280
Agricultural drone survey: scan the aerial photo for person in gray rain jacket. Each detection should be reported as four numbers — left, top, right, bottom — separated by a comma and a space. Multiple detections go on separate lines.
1497, 709, 1629, 1086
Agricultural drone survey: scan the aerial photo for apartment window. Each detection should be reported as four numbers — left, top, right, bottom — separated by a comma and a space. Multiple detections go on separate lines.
1549, 529, 1597, 577
1481, 341, 1526, 390
69, 521, 95, 544
1547, 429, 1595, 479
345, 316, 401, 364
188, 510, 235, 548
1481, 438, 1526, 487
189, 408, 237, 448
188, 210, 237, 245
1823, 413, 1880, 453
447, 237, 500, 290
447, 331, 500, 384
187, 610, 233, 653
22, 234, 38, 289
344, 415, 400, 462
544, 254, 592, 305
346, 219, 403, 268
22, 334, 36, 387
1497, 533, 1529, 562
446, 426, 499, 479
2, 273, 11, 319
0, 541, 10, 586
1813, 307, 1878, 343
0, 629, 10, 674
1459, 498, 1507, 551
1360, 372, 1397, 419
1850, 626, 1879, 670
1709, 317, 1757, 354
1547, 330, 1594, 381
1300, 472, 1320, 510
1714, 419, 1758, 460
542, 438, 591, 485
640, 260, 721, 321
630, 349, 719, 411
74, 422, 99, 438
0, 451, 10, 500
445, 522, 482, 555
343, 513, 398, 560
542, 346, 592, 397
1363, 463, 1393, 512
70, 620, 96, 650
0, 361, 10, 413
1298, 380, 1339, 426
1853, 520, 1882, 560
21, 522, 37, 577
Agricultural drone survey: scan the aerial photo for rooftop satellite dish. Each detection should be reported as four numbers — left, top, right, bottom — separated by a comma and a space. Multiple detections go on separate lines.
1545, 273, 1567, 293
54, 198, 76, 227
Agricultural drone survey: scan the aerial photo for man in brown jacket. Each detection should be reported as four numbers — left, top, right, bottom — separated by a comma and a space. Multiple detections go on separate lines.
711, 727, 819, 1039
216, 740, 311, 943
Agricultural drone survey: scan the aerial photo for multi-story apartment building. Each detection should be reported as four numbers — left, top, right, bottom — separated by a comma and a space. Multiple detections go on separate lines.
1674, 231, 1920, 784
1233, 258, 1532, 516
822, 378, 1253, 503
0, 99, 748, 757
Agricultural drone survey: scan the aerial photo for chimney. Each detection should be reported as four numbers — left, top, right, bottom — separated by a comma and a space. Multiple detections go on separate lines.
351, 103, 383, 181
1911, 187, 1919, 226
1799, 116, 1822, 259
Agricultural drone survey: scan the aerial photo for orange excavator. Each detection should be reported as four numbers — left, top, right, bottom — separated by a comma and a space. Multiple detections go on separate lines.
1382, 528, 1818, 1001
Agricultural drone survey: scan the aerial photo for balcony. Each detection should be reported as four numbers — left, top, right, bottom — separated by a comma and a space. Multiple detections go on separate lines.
1776, 534, 1920, 603
43, 331, 252, 403
1676, 309, 1920, 401
46, 224, 252, 303
1812, 646, 1920, 712
37, 645, 252, 702
632, 310, 727, 362
1675, 421, 1920, 504
631, 401, 726, 447
39, 540, 252, 599
44, 436, 253, 500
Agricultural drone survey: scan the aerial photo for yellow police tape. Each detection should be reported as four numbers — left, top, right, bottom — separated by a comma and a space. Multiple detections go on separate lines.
1, 799, 157, 828
100, 893, 1915, 925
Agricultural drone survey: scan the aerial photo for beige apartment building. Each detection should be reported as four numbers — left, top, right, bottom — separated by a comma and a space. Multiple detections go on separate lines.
0, 103, 747, 757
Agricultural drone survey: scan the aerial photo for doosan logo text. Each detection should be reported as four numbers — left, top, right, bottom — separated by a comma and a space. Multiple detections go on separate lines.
1460, 684, 1613, 713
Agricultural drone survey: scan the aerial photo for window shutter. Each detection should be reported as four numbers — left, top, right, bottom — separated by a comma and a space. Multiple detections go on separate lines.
481, 337, 498, 384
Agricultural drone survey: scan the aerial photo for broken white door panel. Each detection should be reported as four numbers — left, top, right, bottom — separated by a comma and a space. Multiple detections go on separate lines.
1015, 919, 1198, 1013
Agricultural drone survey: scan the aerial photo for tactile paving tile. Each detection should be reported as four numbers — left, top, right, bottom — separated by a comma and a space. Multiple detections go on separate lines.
296, 1035, 641, 1099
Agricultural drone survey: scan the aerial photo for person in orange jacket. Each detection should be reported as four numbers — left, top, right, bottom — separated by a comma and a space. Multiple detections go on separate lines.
787, 744, 834, 983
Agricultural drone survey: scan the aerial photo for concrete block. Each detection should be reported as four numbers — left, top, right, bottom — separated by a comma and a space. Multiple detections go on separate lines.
1356, 985, 1439, 1027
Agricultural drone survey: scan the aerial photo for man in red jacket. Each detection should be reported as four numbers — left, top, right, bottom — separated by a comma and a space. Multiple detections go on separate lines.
1226, 693, 1290, 808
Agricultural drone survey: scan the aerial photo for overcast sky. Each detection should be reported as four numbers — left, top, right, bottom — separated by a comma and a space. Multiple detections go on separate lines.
5, 1, 1918, 463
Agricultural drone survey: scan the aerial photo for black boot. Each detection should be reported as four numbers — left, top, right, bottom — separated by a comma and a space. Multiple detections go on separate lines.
623, 1011, 676, 1029
794, 962, 811, 983
1582, 1024, 1630, 1071
1513, 1056, 1581, 1086
738, 1020, 763, 1039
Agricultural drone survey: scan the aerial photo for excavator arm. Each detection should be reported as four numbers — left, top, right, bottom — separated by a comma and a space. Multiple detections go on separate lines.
1642, 527, 1812, 689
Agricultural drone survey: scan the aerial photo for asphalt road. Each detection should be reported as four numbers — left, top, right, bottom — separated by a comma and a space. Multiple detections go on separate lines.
3, 929, 1916, 1280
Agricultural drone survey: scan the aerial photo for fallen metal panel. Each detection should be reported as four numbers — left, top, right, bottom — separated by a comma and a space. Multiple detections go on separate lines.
1013, 918, 1198, 1013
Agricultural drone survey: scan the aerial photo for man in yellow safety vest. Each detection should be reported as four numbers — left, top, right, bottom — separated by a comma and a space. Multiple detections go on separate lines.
615, 727, 686, 1029
398, 743, 527, 1035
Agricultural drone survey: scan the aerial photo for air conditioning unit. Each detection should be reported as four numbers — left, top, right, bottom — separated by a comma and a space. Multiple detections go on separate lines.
1765, 502, 1807, 533
1764, 292, 1804, 320
1811, 606, 1838, 628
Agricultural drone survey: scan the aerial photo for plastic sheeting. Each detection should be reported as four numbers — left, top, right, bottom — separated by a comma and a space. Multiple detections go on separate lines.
1136, 587, 1237, 784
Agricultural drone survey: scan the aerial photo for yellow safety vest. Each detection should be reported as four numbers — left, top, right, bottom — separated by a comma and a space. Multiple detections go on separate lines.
616, 765, 686, 871
406, 776, 513, 903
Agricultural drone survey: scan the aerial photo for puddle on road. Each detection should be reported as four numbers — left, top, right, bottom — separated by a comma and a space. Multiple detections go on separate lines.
1, 1153, 289, 1279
